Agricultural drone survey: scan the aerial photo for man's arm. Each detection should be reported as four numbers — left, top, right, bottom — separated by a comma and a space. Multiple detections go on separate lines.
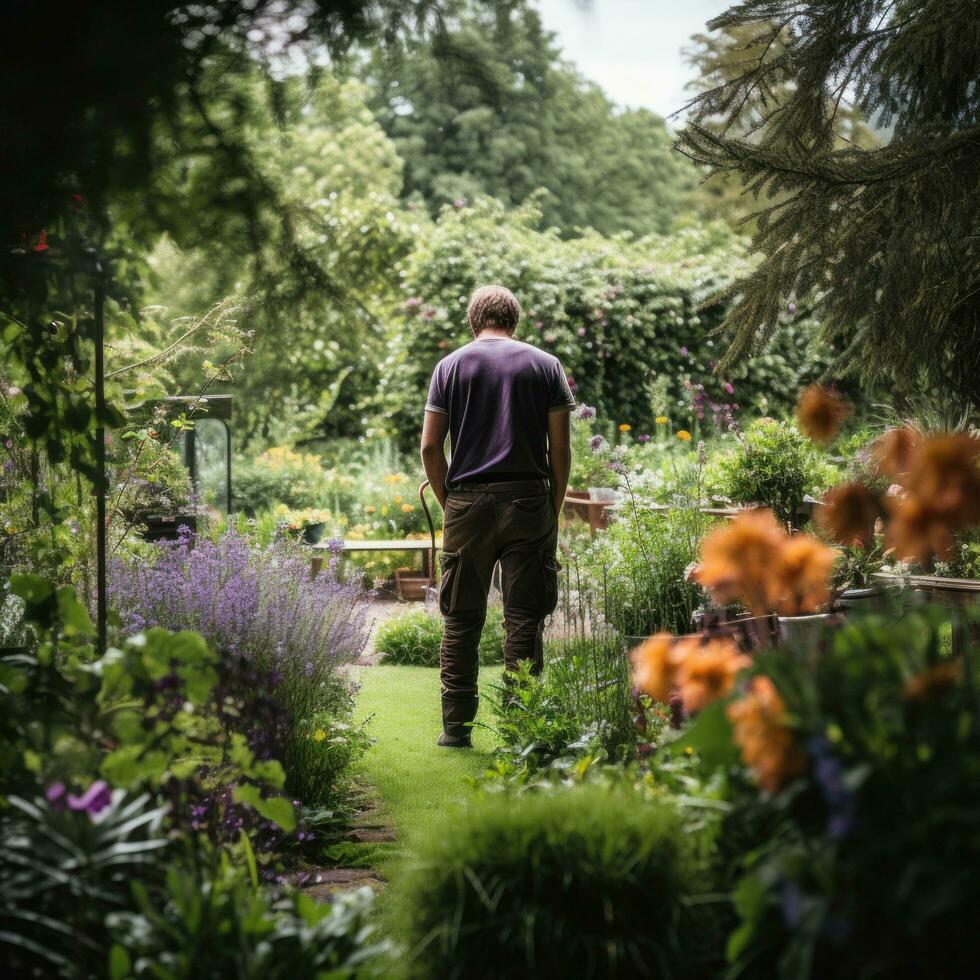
547, 410, 571, 519
421, 409, 450, 509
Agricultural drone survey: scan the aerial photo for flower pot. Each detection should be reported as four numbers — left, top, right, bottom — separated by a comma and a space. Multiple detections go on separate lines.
777, 613, 830, 648
300, 521, 327, 545
835, 587, 879, 611
394, 568, 431, 601
141, 514, 197, 543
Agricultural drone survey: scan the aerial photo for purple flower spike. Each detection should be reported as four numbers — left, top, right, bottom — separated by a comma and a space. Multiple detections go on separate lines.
46, 782, 68, 812
67, 780, 113, 817
589, 435, 604, 451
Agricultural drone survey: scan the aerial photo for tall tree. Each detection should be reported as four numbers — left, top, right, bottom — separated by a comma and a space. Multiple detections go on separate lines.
678, 1, 980, 407
364, 0, 696, 235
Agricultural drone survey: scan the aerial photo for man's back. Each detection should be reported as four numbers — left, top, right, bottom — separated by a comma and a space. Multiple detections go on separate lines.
425, 336, 575, 485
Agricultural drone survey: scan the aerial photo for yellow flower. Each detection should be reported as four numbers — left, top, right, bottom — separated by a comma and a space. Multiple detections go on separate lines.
364, 505, 376, 514
393, 494, 402, 503
312, 728, 327, 742
618, 423, 632, 432
381, 506, 390, 516
655, 416, 669, 425
401, 503, 414, 513
676, 430, 692, 441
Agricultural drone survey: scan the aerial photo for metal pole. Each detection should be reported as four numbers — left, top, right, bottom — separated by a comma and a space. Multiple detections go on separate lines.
94, 261, 107, 654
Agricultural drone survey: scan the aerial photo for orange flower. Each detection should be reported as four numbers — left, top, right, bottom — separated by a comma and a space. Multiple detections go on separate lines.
631, 634, 682, 702
885, 493, 956, 564
674, 637, 751, 714
884, 433, 980, 562
695, 509, 787, 614
796, 385, 849, 444
695, 509, 836, 615
619, 423, 632, 432
778, 535, 837, 615
727, 677, 806, 793
818, 483, 880, 548
902, 434, 980, 528
870, 427, 921, 478
903, 660, 964, 702
676, 430, 692, 442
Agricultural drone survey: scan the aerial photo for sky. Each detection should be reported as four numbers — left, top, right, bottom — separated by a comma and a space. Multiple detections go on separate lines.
533, 0, 729, 120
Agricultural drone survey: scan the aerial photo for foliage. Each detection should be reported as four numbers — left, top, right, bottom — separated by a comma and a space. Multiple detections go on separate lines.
394, 785, 703, 979
146, 70, 418, 445
706, 607, 980, 978
573, 506, 710, 639
109, 865, 387, 979
677, 1, 980, 409
718, 419, 834, 526
0, 791, 169, 977
108, 530, 369, 806
376, 604, 504, 666
366, 0, 696, 236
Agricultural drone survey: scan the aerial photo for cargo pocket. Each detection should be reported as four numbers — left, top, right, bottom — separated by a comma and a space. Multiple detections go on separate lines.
541, 551, 562, 616
439, 550, 462, 615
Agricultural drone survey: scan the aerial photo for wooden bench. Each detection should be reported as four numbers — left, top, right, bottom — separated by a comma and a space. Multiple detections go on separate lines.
309, 537, 437, 582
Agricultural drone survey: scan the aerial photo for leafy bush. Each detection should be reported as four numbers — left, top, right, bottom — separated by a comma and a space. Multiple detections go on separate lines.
376, 605, 504, 666
575, 508, 709, 639
718, 419, 834, 526
233, 445, 341, 514
110, 865, 388, 979
395, 785, 703, 979
109, 531, 370, 806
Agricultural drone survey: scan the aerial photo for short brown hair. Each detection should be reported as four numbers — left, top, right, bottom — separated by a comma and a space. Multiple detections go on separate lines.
467, 284, 521, 336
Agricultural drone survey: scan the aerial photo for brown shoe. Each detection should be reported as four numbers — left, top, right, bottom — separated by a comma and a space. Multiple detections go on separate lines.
437, 732, 472, 749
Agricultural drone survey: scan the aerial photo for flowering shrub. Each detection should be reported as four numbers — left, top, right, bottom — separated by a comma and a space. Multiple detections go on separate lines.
109, 530, 369, 806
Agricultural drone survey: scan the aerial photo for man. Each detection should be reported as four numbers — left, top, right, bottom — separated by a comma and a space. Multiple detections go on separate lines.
420, 284, 574, 748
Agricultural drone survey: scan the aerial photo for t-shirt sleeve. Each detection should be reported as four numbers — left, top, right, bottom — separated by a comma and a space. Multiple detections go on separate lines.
548, 359, 576, 413
425, 362, 448, 414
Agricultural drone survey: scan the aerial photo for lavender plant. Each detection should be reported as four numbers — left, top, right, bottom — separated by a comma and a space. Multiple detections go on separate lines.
109, 531, 370, 806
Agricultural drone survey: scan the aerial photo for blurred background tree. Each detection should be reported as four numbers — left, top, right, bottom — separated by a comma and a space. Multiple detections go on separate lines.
364, 0, 697, 236
677, 0, 980, 408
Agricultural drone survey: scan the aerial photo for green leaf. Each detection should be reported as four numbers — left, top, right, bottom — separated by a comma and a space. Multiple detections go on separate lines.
56, 587, 95, 637
671, 701, 738, 769
109, 943, 132, 980
10, 574, 53, 605
240, 829, 259, 888
232, 784, 296, 831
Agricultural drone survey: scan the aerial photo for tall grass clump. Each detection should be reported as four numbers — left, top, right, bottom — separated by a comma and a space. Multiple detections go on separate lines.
109, 530, 369, 806
394, 786, 702, 979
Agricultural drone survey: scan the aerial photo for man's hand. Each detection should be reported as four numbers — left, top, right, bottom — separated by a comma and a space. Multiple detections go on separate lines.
421, 410, 450, 509
547, 410, 571, 520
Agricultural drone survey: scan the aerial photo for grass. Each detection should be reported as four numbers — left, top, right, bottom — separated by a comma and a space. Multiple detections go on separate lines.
352, 663, 502, 848
351, 663, 503, 962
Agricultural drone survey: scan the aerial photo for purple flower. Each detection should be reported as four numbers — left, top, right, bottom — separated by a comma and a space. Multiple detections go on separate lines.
566, 376, 577, 392
67, 780, 112, 817
589, 435, 604, 451
453, 198, 465, 208
788, 301, 797, 315
577, 327, 586, 337
723, 382, 735, 395
421, 308, 436, 321
46, 782, 68, 812
575, 405, 596, 420
404, 297, 422, 309
637, 434, 651, 443
679, 346, 688, 356
608, 460, 627, 475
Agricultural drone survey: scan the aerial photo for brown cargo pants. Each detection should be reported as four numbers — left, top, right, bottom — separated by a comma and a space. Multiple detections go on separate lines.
438, 479, 561, 739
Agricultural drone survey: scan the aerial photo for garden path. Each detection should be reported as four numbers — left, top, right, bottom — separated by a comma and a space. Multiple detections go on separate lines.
352, 662, 501, 848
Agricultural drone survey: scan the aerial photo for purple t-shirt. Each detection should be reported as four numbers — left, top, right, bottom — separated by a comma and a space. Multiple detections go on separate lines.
425, 337, 575, 485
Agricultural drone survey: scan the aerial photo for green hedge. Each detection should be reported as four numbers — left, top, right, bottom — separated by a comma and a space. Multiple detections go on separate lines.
377, 198, 832, 448
393, 786, 704, 979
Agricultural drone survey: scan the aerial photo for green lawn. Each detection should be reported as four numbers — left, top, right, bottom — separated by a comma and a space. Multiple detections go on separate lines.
353, 663, 502, 848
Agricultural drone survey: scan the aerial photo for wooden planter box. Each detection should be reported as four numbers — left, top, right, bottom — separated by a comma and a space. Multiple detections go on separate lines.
394, 568, 432, 602
141, 514, 198, 543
